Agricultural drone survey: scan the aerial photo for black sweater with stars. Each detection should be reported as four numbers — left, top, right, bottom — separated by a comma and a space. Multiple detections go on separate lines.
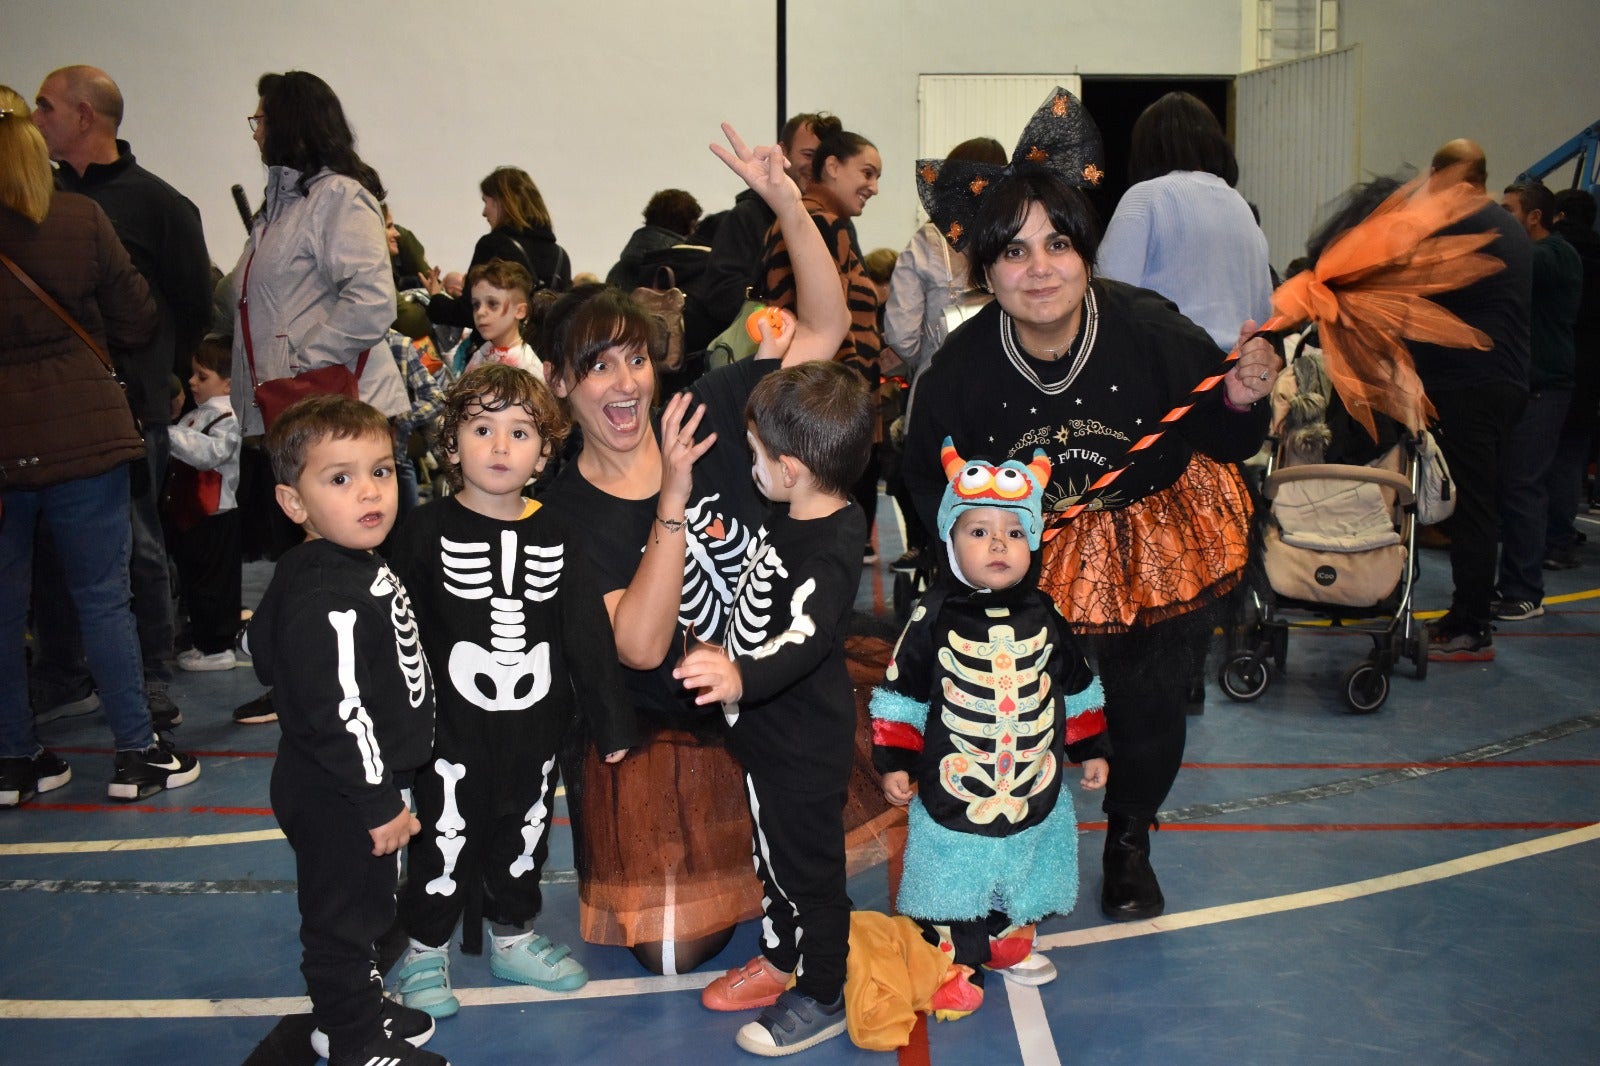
903, 279, 1270, 535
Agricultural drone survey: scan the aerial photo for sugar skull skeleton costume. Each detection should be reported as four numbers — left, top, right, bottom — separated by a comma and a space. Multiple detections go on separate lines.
872, 440, 1109, 992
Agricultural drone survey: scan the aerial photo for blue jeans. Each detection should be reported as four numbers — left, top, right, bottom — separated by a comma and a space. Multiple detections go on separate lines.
1, 466, 154, 757
1498, 388, 1571, 603
31, 429, 175, 687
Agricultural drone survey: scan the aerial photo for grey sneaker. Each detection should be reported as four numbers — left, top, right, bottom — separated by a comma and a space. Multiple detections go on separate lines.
146, 680, 183, 730
31, 677, 101, 725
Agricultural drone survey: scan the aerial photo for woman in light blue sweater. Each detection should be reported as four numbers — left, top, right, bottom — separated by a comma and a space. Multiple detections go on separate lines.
1097, 92, 1273, 350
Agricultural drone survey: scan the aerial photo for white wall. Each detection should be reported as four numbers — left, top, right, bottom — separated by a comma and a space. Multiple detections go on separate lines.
0, 0, 1243, 277
1341, 0, 1600, 197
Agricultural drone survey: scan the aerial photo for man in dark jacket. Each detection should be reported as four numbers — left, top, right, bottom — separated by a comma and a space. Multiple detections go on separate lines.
32, 65, 213, 729
1544, 188, 1600, 567
1492, 180, 1582, 621
686, 112, 831, 350
1412, 141, 1533, 662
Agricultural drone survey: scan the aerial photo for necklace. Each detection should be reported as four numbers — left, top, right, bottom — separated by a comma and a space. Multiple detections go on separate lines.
999, 285, 1099, 396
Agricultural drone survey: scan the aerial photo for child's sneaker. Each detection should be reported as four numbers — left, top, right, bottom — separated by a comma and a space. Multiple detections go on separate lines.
396, 948, 459, 1019
928, 970, 984, 1022
232, 691, 278, 725
993, 951, 1056, 986
327, 1032, 449, 1066
177, 647, 239, 672
701, 955, 792, 1012
984, 923, 1036, 970
488, 932, 587, 992
0, 750, 72, 809
311, 999, 436, 1057
107, 737, 200, 801
735, 989, 847, 1057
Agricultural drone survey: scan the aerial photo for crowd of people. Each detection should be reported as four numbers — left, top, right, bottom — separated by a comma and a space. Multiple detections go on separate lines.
2, 63, 1596, 1066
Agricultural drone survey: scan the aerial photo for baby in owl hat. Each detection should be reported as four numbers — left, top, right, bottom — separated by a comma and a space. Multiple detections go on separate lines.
870, 437, 1110, 1020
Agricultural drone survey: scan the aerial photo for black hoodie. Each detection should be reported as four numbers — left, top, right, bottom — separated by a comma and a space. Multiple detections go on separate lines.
250, 539, 435, 828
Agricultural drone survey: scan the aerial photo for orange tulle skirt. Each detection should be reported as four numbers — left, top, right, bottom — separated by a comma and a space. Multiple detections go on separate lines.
576, 637, 903, 948
1039, 454, 1254, 634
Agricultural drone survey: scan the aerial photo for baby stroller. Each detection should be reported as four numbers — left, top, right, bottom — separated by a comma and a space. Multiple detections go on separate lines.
1219, 342, 1431, 714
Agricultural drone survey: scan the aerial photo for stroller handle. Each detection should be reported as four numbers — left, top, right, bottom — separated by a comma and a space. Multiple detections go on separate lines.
1262, 464, 1416, 506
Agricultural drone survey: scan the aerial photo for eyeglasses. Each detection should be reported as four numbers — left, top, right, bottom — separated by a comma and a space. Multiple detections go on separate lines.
247, 114, 264, 133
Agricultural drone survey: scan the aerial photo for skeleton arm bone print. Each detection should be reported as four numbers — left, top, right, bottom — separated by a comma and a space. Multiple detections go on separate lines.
723, 534, 855, 708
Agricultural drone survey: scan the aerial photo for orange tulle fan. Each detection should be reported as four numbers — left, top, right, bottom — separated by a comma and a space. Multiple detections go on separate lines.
1272, 167, 1503, 436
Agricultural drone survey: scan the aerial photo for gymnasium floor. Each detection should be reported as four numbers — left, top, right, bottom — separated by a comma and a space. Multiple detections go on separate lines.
2, 503, 1598, 1065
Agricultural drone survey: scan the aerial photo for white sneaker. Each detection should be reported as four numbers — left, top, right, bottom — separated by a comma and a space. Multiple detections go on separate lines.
177, 648, 238, 672
998, 951, 1058, 986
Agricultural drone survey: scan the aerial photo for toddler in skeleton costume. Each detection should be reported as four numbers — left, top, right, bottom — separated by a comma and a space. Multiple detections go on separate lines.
389, 364, 637, 1020
871, 439, 1110, 1019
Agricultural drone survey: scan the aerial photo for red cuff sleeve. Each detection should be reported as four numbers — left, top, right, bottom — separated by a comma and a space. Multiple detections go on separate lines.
872, 719, 924, 753
1066, 708, 1107, 746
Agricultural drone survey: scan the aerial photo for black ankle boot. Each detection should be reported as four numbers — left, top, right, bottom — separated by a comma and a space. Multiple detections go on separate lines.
1101, 813, 1165, 921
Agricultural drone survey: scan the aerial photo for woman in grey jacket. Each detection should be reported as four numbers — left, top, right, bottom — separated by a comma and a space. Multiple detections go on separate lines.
228, 70, 406, 439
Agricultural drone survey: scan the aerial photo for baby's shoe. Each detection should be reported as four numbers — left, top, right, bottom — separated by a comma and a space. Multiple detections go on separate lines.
701, 955, 791, 1011
985, 923, 1057, 986
735, 989, 847, 1057
928, 968, 984, 1022
489, 931, 588, 992
396, 947, 459, 1019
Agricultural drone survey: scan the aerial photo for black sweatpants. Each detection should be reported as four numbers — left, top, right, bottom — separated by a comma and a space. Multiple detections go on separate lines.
173, 508, 240, 655
401, 752, 557, 951
915, 910, 1010, 988
746, 773, 850, 1004
271, 752, 396, 1058
1088, 602, 1221, 822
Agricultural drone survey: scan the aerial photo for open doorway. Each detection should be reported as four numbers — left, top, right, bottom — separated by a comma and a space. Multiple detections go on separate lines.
1078, 77, 1233, 219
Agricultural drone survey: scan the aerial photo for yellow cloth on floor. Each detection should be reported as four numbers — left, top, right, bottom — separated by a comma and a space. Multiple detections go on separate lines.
843, 910, 962, 1050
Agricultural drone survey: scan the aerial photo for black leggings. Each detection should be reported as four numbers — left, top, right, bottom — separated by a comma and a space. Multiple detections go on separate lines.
1086, 602, 1221, 821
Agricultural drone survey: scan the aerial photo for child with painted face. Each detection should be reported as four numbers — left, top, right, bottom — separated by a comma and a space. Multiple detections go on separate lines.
869, 439, 1110, 1021
673, 360, 874, 1057
386, 363, 636, 1021
463, 258, 543, 378
247, 395, 444, 1066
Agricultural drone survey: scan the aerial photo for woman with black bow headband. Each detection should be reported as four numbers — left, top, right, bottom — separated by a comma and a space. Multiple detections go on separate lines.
901, 88, 1283, 925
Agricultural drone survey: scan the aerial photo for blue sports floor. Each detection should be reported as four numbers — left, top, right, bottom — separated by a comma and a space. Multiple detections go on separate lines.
3, 498, 1598, 1065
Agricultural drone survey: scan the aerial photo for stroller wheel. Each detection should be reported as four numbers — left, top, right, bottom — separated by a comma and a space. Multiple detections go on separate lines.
1408, 631, 1429, 681
1219, 652, 1270, 702
1342, 662, 1390, 714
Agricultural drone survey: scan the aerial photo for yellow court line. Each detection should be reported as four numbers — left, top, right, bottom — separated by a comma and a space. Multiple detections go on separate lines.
0, 828, 285, 856
1035, 821, 1600, 951
2, 824, 1595, 1020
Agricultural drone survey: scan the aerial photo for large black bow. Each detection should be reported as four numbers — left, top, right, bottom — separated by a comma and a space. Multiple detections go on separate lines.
915, 87, 1105, 253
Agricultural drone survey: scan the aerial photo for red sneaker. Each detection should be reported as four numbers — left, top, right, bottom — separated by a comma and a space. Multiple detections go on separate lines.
701, 955, 791, 1012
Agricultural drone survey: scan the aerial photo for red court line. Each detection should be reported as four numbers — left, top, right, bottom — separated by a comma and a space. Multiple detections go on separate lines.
1182, 760, 1600, 770
1118, 821, 1593, 833
18, 802, 570, 824
53, 746, 276, 759
897, 1016, 931, 1066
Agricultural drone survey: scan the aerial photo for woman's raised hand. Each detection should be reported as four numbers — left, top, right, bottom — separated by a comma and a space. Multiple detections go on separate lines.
710, 123, 800, 213
658, 389, 715, 514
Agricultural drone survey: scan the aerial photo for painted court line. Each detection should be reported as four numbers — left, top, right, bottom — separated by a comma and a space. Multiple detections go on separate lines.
4, 824, 1594, 1021
1035, 821, 1600, 952
1005, 981, 1063, 1066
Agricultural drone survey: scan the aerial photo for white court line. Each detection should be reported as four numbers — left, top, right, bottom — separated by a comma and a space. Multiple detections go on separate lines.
0, 828, 285, 856
1035, 821, 1600, 951
3, 824, 1594, 1021
1005, 981, 1063, 1066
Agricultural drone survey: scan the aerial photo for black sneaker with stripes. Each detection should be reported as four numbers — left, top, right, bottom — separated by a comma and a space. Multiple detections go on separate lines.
328, 1031, 450, 1066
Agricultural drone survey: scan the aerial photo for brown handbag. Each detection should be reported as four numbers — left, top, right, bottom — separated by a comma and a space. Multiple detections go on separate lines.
237, 245, 368, 430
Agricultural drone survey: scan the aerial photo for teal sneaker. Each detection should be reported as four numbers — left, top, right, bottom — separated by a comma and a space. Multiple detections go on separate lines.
396, 948, 459, 1019
488, 933, 588, 992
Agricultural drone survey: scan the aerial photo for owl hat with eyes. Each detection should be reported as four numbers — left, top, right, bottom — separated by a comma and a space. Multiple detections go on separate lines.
936, 436, 1053, 553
